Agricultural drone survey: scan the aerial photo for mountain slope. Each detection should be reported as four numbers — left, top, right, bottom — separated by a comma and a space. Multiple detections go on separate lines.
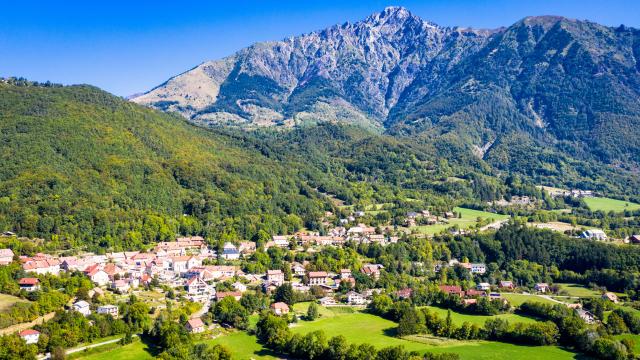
133, 7, 640, 167
0, 80, 333, 249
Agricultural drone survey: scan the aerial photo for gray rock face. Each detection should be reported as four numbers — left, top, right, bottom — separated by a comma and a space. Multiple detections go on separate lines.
132, 7, 490, 128
132, 7, 640, 164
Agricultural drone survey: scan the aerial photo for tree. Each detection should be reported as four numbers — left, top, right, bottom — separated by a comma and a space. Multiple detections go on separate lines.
397, 307, 425, 336
274, 283, 296, 305
307, 302, 319, 321
213, 297, 249, 329
607, 312, 629, 335
256, 312, 290, 351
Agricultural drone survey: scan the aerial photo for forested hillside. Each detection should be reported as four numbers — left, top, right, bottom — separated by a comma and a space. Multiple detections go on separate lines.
0, 81, 335, 250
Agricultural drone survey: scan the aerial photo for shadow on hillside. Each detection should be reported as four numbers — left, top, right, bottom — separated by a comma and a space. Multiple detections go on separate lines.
382, 327, 398, 337
139, 334, 162, 357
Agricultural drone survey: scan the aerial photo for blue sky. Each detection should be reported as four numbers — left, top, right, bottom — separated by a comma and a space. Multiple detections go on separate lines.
1, 0, 638, 96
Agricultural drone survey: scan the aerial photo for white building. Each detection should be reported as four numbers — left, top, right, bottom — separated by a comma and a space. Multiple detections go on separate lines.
73, 300, 91, 316
19, 329, 40, 344
346, 291, 367, 305
581, 229, 607, 241
97, 305, 119, 318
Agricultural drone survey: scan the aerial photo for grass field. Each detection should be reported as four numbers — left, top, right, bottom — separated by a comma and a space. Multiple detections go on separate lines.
556, 284, 600, 298
583, 197, 640, 213
0, 294, 28, 312
411, 207, 509, 235
501, 293, 558, 307
421, 306, 539, 326
209, 331, 279, 360
72, 339, 156, 360
614, 334, 640, 352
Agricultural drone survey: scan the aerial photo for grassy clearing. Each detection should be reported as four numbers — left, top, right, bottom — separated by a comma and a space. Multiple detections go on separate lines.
421, 306, 539, 326
72, 339, 156, 360
583, 197, 640, 213
412, 207, 509, 235
0, 294, 28, 312
614, 334, 640, 352
501, 293, 558, 307
209, 308, 582, 359
556, 283, 600, 298
209, 331, 279, 360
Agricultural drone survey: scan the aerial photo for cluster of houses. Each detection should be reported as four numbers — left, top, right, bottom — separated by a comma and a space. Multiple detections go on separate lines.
434, 259, 487, 275
267, 227, 399, 248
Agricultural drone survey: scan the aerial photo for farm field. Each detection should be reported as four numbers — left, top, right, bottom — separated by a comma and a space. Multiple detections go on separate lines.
411, 207, 509, 235
421, 306, 539, 326
583, 197, 640, 213
0, 293, 28, 312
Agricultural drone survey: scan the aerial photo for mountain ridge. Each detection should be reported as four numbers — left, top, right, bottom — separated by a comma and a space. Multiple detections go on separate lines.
131, 7, 640, 166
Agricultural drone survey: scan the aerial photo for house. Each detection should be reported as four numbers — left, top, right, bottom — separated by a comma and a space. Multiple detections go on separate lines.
272, 236, 290, 248
238, 241, 256, 255
459, 262, 486, 274
270, 302, 290, 315
476, 282, 491, 291
292, 263, 306, 277
186, 318, 205, 333
346, 291, 367, 305
97, 305, 119, 318
439, 285, 464, 297
215, 291, 242, 301
267, 269, 285, 285
222, 243, 240, 260
19, 329, 40, 344
186, 277, 211, 297
233, 282, 247, 293
581, 229, 607, 241
463, 298, 477, 306
73, 300, 91, 316
85, 265, 110, 286
0, 248, 14, 265
576, 309, 596, 324
319, 297, 338, 306
499, 281, 515, 289
111, 279, 130, 293
308, 271, 328, 286
340, 269, 352, 279
18, 278, 40, 292
361, 264, 383, 280
465, 289, 485, 298
534, 283, 550, 293
396, 288, 413, 300
171, 256, 191, 273
602, 292, 619, 303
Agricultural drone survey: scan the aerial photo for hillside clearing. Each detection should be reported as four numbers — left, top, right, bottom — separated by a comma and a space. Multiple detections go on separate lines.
583, 197, 640, 213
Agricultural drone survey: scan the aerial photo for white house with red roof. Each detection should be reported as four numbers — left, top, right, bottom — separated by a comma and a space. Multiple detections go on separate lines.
186, 317, 205, 333
270, 302, 290, 315
18, 278, 40, 292
19, 329, 40, 344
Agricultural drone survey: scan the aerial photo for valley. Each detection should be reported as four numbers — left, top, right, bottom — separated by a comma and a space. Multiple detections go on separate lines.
1, 4, 640, 360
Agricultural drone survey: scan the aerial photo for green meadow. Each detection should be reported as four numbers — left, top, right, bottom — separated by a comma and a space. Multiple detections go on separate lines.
583, 197, 640, 213
211, 306, 582, 360
411, 207, 509, 235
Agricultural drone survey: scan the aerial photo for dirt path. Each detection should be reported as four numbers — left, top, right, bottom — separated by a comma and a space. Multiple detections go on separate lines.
0, 311, 55, 336
66, 335, 138, 355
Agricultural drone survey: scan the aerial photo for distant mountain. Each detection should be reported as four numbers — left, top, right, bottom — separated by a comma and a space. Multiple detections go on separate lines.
132, 7, 640, 166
